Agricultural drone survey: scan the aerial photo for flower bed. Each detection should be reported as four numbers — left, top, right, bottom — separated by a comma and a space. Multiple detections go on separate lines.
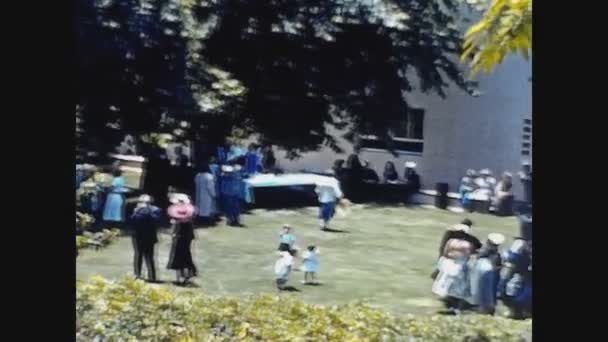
76, 277, 532, 341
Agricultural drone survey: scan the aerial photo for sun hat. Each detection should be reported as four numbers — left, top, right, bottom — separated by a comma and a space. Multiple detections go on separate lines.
169, 193, 190, 205
487, 233, 506, 246
449, 224, 471, 234
137, 194, 152, 203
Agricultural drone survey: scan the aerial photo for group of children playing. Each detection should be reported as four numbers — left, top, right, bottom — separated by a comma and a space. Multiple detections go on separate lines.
275, 224, 321, 290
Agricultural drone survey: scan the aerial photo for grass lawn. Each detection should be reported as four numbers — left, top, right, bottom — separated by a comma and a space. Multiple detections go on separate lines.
77, 204, 519, 316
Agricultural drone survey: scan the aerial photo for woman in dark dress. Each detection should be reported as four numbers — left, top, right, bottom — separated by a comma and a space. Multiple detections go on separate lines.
343, 154, 364, 202
167, 194, 198, 285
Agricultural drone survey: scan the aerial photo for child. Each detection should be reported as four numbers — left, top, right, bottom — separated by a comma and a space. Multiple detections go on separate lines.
274, 251, 294, 291
278, 224, 297, 255
301, 245, 320, 285
315, 177, 343, 231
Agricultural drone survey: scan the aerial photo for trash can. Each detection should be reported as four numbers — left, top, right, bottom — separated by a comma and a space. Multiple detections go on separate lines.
435, 182, 449, 209
519, 213, 532, 240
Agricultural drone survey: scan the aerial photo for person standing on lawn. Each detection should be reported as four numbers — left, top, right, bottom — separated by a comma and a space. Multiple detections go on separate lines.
315, 176, 344, 231
244, 143, 260, 175
102, 168, 130, 227
275, 251, 294, 291
129, 194, 162, 282
432, 222, 478, 315
278, 224, 298, 255
498, 238, 532, 319
220, 165, 244, 227
167, 194, 198, 285
469, 233, 505, 315
302, 245, 320, 285
194, 164, 218, 225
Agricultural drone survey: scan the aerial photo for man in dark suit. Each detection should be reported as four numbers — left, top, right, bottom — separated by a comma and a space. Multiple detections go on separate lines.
130, 194, 162, 282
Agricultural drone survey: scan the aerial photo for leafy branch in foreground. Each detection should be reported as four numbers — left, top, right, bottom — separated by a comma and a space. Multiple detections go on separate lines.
461, 0, 532, 75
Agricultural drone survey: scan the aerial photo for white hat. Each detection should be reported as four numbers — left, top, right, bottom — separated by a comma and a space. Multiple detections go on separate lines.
137, 194, 152, 203
404, 161, 417, 168
170, 193, 190, 204
234, 165, 242, 171
282, 223, 292, 228
449, 224, 471, 234
222, 165, 234, 172
522, 160, 530, 166
466, 169, 477, 177
487, 233, 506, 246
479, 169, 492, 176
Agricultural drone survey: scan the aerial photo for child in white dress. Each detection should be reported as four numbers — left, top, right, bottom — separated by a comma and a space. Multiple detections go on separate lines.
301, 245, 320, 284
275, 251, 294, 290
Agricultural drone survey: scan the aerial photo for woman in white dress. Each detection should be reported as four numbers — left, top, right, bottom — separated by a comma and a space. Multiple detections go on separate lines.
194, 164, 218, 225
432, 230, 475, 314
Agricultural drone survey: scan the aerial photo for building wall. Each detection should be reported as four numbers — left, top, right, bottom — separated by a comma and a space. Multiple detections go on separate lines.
273, 54, 532, 199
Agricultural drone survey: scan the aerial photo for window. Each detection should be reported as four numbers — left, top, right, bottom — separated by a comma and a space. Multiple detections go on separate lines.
359, 108, 425, 154
521, 117, 532, 157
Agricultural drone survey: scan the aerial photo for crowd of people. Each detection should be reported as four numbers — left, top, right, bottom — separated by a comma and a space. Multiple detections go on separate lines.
458, 162, 532, 214
432, 219, 532, 319
77, 137, 532, 318
329, 154, 421, 203
76, 140, 281, 230
458, 169, 513, 213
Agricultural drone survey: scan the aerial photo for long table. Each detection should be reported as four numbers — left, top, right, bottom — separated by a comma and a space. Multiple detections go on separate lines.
243, 173, 336, 207
242, 173, 414, 208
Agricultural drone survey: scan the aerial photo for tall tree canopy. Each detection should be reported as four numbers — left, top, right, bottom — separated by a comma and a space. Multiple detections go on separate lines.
77, 0, 477, 158
460, 0, 532, 75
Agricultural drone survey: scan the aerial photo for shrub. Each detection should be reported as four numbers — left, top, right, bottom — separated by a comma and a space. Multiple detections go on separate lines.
76, 229, 121, 251
77, 277, 532, 341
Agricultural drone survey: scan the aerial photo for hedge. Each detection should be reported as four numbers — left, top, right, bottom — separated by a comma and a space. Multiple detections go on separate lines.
76, 277, 531, 341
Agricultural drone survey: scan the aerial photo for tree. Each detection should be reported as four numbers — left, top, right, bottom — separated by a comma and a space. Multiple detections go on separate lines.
77, 0, 477, 159
460, 0, 532, 75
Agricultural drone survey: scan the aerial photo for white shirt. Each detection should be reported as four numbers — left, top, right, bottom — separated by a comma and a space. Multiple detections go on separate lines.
315, 179, 343, 203
274, 254, 294, 279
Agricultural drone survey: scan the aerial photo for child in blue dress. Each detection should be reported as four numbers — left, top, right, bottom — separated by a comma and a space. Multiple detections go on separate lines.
302, 245, 320, 285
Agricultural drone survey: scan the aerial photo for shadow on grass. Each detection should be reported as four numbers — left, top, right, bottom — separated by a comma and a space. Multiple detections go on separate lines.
303, 282, 323, 286
280, 286, 301, 292
322, 228, 350, 233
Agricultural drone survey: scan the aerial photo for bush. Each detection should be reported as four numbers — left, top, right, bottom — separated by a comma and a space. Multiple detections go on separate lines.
76, 229, 121, 251
77, 277, 532, 341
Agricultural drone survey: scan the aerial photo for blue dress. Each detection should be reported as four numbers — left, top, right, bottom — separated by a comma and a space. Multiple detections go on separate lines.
103, 177, 128, 222
302, 251, 320, 273
469, 258, 500, 311
220, 172, 243, 224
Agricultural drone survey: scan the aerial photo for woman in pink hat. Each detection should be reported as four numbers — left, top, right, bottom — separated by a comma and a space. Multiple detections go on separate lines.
166, 194, 198, 285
